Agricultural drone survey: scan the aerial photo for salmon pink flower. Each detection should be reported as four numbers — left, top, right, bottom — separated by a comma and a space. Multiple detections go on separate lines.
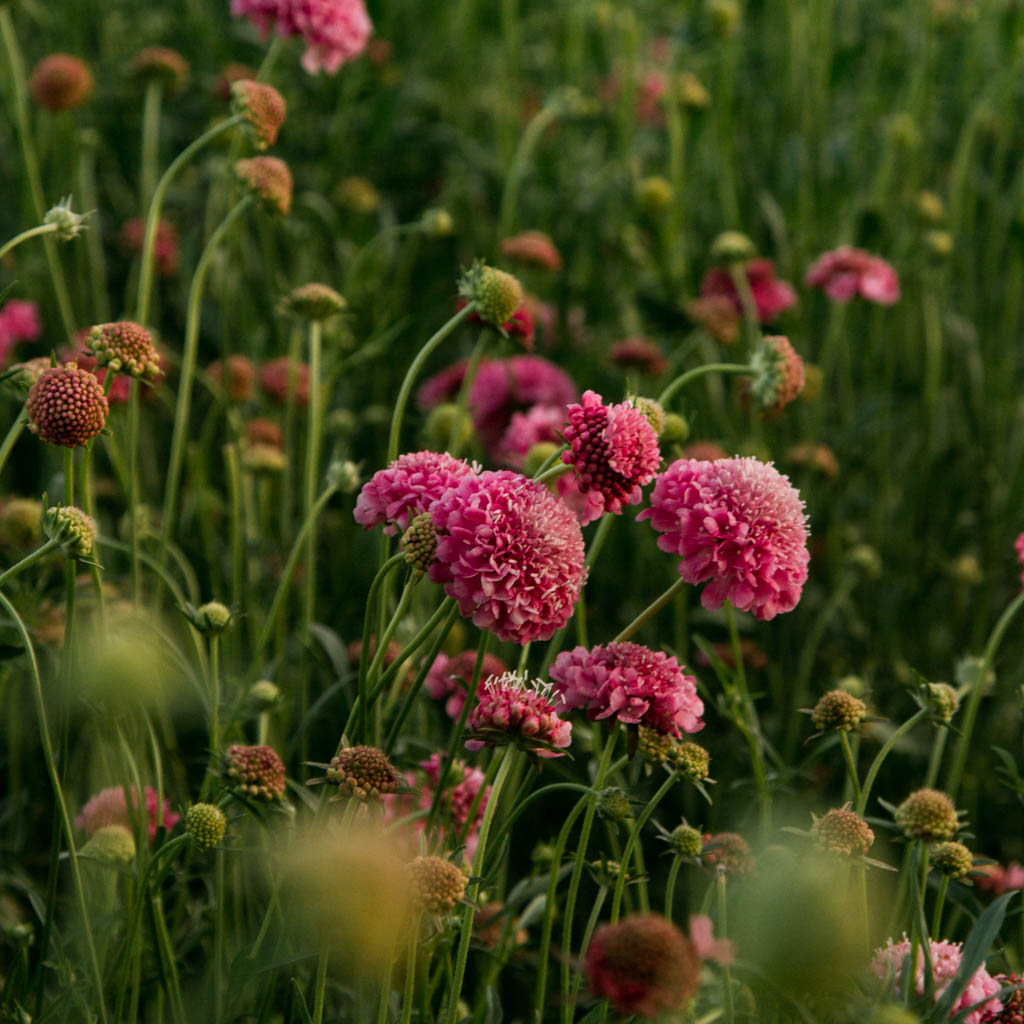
549, 641, 704, 737
429, 470, 586, 643
76, 785, 179, 844
699, 259, 797, 323
805, 246, 900, 305
561, 391, 661, 524
499, 230, 563, 271
976, 861, 1024, 895
638, 456, 809, 620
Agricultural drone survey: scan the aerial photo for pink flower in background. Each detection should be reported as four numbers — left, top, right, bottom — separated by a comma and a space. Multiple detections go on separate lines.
561, 390, 661, 524
872, 936, 1002, 1024
260, 356, 310, 404
465, 672, 572, 757
429, 470, 586, 643
75, 785, 179, 844
500, 230, 563, 272
550, 641, 704, 737
1015, 535, 1024, 590
0, 300, 42, 366
609, 337, 668, 376
456, 298, 536, 350
424, 650, 509, 718
976, 861, 1024, 895
232, 0, 372, 75
354, 450, 475, 535
121, 218, 179, 278
699, 259, 797, 322
688, 915, 736, 966
496, 403, 568, 467
638, 456, 809, 620
805, 246, 900, 305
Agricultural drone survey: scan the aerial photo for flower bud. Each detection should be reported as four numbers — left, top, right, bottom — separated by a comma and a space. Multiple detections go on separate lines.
810, 806, 874, 858
931, 841, 972, 879
225, 744, 286, 802
422, 403, 473, 452
86, 321, 161, 381
458, 261, 524, 327
283, 282, 346, 322
327, 746, 401, 800
810, 690, 867, 732
596, 787, 632, 823
421, 207, 454, 237
193, 601, 232, 634
401, 512, 437, 573
668, 823, 703, 858
80, 823, 136, 863
660, 412, 690, 445
131, 47, 190, 91
710, 230, 755, 264
409, 856, 467, 915
44, 196, 89, 241
185, 803, 227, 850
30, 54, 93, 111
231, 79, 286, 150
234, 157, 292, 216
636, 175, 673, 214
894, 788, 960, 841
326, 459, 361, 494
44, 505, 96, 558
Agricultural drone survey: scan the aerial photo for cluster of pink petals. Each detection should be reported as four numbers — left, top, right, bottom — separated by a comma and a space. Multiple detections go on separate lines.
60, 334, 132, 404
354, 451, 475, 535
688, 914, 736, 966
75, 785, 180, 844
638, 456, 809, 620
429, 470, 586, 643
805, 246, 900, 305
0, 300, 42, 367
424, 650, 508, 718
418, 355, 577, 453
872, 936, 1002, 1024
231, 0, 372, 75
561, 390, 662, 525
549, 641, 704, 737
383, 753, 490, 858
700, 259, 798, 323
1015, 535, 1024, 590
976, 861, 1024, 895
465, 672, 572, 757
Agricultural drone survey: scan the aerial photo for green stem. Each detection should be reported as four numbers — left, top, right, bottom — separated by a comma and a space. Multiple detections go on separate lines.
657, 362, 754, 408
357, 552, 407, 739
135, 114, 243, 325
80, 441, 105, 627
614, 576, 687, 643
0, 7, 77, 338
140, 79, 163, 210
159, 196, 253, 556
664, 857, 683, 922
0, 589, 108, 1024
302, 320, 324, 649
213, 848, 226, 1023
947, 590, 1024, 799
128, 379, 141, 603
399, 935, 417, 1024
931, 874, 949, 938
839, 730, 862, 807
386, 303, 475, 465
718, 871, 735, 1024
312, 948, 329, 1024
0, 538, 59, 588
151, 889, 187, 1024
0, 221, 58, 261
445, 745, 518, 1024
0, 410, 27, 481
535, 462, 571, 486
856, 708, 929, 816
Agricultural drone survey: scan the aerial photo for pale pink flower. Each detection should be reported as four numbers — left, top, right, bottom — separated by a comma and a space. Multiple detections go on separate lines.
976, 861, 1024, 895
700, 260, 797, 322
500, 230, 563, 272
871, 936, 1002, 1024
465, 672, 572, 758
429, 470, 586, 644
561, 391, 661, 524
354, 451, 475, 535
805, 246, 900, 305
638, 457, 809, 620
424, 650, 509, 718
549, 642, 704, 737
688, 914, 736, 966
75, 785, 179, 844
496, 403, 568, 467
1015, 535, 1024, 590
260, 356, 310, 405
231, 0, 372, 75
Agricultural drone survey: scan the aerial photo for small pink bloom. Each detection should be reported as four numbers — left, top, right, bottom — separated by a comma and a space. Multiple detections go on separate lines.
976, 861, 1024, 895
700, 259, 797, 323
561, 391, 662, 525
260, 356, 310, 405
425, 650, 509, 718
465, 671, 572, 757
549, 641, 704, 737
1, 300, 42, 342
75, 785, 179, 844
1015, 535, 1024, 590
805, 246, 900, 306
500, 230, 563, 272
609, 337, 668, 376
638, 456, 809, 620
688, 914, 736, 966
354, 450, 475, 535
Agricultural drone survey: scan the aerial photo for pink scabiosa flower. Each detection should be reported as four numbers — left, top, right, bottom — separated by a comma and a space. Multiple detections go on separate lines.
232, 0, 372, 75
29, 54, 94, 111
260, 356, 310, 404
1015, 534, 1024, 590
225, 743, 286, 801
60, 336, 133, 405
872, 936, 1002, 1024
609, 337, 669, 377
688, 914, 736, 966
699, 259, 797, 323
496, 403, 568, 467
550, 642, 704, 737
424, 650, 508, 718
0, 300, 42, 368
234, 156, 293, 215
805, 246, 900, 305
585, 913, 700, 1017
121, 218, 180, 278
354, 451, 476, 536
209, 355, 256, 402
500, 230, 563, 272
75, 785, 180, 844
976, 861, 1024, 895
561, 391, 662, 525
429, 470, 586, 644
638, 456, 810, 620
465, 671, 572, 758
25, 363, 109, 447
231, 79, 287, 150
686, 295, 741, 345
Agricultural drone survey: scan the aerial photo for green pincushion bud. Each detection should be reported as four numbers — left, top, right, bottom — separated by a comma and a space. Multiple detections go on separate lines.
931, 841, 972, 879
458, 260, 523, 326
80, 824, 136, 863
326, 460, 361, 494
44, 505, 96, 558
670, 741, 711, 781
596, 787, 632, 823
401, 513, 437, 573
194, 601, 232, 634
44, 196, 89, 241
421, 208, 454, 237
284, 282, 346, 322
810, 690, 867, 732
523, 441, 560, 479
423, 403, 473, 452
810, 807, 874, 857
1, 498, 42, 548
248, 679, 280, 710
710, 230, 755, 264
924, 682, 959, 723
894, 788, 960, 841
631, 396, 666, 435
660, 412, 690, 445
636, 176, 673, 214
668, 823, 703, 858
185, 803, 226, 850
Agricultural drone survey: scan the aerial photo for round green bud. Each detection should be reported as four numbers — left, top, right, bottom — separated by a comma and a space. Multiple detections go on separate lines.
248, 679, 281, 710
80, 824, 136, 864
185, 803, 227, 850
284, 282, 346, 322
931, 841, 972, 879
660, 412, 690, 445
195, 601, 232, 634
710, 230, 755, 264
811, 690, 867, 732
894, 789, 959, 842
596, 787, 632, 823
668, 823, 703, 858
44, 505, 96, 558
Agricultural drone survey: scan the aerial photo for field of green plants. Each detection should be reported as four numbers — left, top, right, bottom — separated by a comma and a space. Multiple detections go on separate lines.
2, 0, 1024, 1021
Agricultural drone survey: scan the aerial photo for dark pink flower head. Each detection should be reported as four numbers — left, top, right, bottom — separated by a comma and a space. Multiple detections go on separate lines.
550, 642, 704, 737
609, 337, 668, 376
455, 298, 535, 350
638, 456, 809, 620
500, 230, 563, 272
75, 785, 180, 844
872, 936, 1002, 1024
260, 356, 310, 405
805, 246, 900, 305
60, 336, 133, 404
465, 671, 572, 758
424, 650, 508, 718
700, 259, 797, 323
1015, 534, 1024, 590
26, 363, 109, 446
585, 913, 700, 1017
231, 0, 372, 75
354, 451, 475, 536
497, 403, 568, 467
429, 470, 586, 644
419, 356, 577, 453
561, 391, 661, 525
0, 301, 42, 344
